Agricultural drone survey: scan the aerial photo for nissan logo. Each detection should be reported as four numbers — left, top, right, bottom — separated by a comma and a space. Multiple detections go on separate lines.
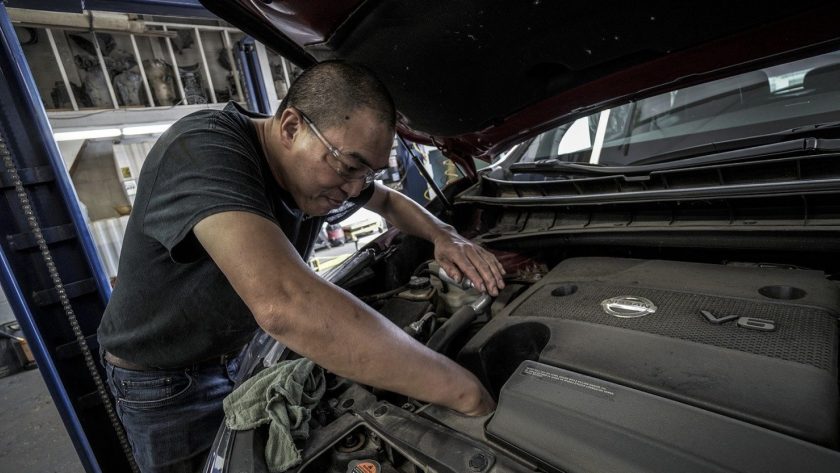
601, 296, 657, 318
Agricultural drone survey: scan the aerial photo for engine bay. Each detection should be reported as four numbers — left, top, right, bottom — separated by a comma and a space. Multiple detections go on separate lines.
224, 233, 840, 473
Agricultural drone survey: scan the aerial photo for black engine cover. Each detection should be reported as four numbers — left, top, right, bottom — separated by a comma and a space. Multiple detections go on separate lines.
460, 257, 840, 447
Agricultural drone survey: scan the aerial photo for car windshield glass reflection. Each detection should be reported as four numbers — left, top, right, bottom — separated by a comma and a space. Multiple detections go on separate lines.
512, 49, 840, 167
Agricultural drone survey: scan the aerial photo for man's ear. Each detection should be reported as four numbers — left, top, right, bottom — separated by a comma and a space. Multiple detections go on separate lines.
277, 108, 303, 149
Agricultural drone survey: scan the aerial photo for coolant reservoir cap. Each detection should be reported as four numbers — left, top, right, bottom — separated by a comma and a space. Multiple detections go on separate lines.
408, 276, 430, 290
347, 459, 381, 473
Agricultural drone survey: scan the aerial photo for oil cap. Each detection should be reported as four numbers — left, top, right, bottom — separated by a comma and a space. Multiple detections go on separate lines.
347, 459, 381, 473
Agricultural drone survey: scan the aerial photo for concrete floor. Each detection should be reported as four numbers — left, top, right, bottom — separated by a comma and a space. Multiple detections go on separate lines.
0, 368, 84, 473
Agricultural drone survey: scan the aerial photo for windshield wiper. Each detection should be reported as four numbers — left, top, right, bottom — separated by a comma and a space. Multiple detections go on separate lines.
509, 160, 610, 174
509, 122, 840, 176
630, 120, 840, 166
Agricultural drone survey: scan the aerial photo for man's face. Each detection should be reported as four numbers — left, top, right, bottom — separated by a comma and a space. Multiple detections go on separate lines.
276, 107, 393, 216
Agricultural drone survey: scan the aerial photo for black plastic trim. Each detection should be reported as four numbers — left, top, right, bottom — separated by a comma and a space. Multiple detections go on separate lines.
487, 360, 840, 473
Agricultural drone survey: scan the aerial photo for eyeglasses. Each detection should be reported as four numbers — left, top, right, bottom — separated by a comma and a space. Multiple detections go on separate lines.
296, 108, 386, 188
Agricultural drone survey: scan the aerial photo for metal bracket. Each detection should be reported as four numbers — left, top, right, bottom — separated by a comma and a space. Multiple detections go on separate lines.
0, 166, 55, 188
7, 223, 76, 250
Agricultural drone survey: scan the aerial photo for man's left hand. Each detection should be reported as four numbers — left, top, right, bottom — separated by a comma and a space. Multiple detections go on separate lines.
433, 232, 505, 296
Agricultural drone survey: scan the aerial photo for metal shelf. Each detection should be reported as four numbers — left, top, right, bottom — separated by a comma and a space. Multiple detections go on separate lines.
12, 13, 249, 112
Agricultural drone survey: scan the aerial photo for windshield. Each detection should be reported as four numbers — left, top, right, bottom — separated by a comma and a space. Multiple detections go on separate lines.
511, 49, 840, 167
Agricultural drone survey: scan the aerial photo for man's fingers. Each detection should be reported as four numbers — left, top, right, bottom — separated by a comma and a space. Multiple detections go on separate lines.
435, 239, 507, 296
492, 251, 506, 275
441, 247, 486, 293
453, 255, 486, 292
438, 245, 505, 296
477, 248, 505, 288
439, 261, 462, 284
464, 248, 500, 295
467, 246, 506, 295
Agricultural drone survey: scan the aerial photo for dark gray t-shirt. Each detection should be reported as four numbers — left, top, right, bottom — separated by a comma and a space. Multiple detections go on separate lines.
97, 102, 373, 368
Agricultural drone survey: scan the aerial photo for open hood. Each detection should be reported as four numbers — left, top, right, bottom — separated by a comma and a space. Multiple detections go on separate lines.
201, 0, 840, 166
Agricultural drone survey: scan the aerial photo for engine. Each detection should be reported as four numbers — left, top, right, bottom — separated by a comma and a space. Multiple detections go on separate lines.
277, 256, 840, 473
462, 257, 840, 472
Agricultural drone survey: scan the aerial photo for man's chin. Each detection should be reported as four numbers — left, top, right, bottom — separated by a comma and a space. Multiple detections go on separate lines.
323, 197, 345, 212
303, 200, 339, 216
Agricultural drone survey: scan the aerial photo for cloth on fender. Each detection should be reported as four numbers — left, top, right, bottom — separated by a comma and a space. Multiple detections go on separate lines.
223, 358, 326, 472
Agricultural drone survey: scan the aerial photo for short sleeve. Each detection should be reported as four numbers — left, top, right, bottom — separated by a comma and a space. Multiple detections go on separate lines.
140, 122, 274, 263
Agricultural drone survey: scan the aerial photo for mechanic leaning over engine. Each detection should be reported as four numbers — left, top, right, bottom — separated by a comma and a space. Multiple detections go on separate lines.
96, 60, 503, 473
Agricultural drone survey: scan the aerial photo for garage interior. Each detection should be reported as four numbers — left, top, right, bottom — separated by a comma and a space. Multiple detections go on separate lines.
4, 1, 840, 473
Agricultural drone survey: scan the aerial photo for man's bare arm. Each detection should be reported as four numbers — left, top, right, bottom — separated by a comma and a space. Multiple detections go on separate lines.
194, 211, 495, 415
365, 183, 505, 295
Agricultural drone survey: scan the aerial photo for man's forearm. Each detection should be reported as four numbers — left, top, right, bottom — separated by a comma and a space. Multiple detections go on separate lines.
264, 274, 491, 413
369, 184, 456, 243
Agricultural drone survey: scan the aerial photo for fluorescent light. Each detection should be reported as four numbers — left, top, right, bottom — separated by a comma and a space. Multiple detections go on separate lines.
122, 123, 173, 136
52, 123, 174, 141
53, 128, 121, 141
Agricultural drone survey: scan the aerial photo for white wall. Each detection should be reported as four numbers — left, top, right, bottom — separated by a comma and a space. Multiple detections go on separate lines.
0, 289, 16, 326
57, 139, 84, 170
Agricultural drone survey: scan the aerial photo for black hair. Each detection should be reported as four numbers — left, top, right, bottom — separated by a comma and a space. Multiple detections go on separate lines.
277, 60, 396, 131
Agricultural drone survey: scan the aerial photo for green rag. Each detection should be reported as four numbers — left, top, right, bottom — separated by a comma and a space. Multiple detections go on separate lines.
223, 358, 326, 472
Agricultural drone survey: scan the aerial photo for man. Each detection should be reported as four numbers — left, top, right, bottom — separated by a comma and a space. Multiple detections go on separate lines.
97, 61, 503, 473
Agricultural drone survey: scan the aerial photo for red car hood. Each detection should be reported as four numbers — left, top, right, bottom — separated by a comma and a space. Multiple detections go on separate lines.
201, 0, 840, 175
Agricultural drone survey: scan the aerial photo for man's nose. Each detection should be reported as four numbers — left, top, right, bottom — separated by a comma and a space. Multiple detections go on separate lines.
340, 178, 365, 198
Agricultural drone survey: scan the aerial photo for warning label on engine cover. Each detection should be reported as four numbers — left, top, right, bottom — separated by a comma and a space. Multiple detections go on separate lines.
522, 366, 615, 400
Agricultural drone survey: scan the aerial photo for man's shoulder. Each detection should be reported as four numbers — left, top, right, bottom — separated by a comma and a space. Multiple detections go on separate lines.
149, 104, 259, 162
170, 103, 248, 135
140, 103, 261, 180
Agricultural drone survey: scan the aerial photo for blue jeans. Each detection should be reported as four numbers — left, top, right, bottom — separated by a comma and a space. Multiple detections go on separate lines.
103, 354, 242, 473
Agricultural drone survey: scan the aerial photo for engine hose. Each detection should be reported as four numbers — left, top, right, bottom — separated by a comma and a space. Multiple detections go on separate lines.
412, 260, 434, 277
358, 284, 410, 302
426, 294, 491, 353
1, 134, 140, 473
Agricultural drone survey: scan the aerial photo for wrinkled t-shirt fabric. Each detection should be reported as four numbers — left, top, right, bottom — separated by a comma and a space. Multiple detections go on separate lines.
98, 102, 373, 368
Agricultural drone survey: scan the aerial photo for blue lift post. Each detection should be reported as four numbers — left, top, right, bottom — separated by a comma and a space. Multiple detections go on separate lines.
237, 37, 273, 115
0, 4, 134, 472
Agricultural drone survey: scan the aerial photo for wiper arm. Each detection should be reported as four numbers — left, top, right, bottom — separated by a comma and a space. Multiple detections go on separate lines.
632, 120, 840, 166
509, 122, 840, 177
786, 120, 840, 134
509, 160, 610, 175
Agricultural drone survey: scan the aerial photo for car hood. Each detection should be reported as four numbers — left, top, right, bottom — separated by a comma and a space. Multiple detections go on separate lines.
201, 0, 840, 170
